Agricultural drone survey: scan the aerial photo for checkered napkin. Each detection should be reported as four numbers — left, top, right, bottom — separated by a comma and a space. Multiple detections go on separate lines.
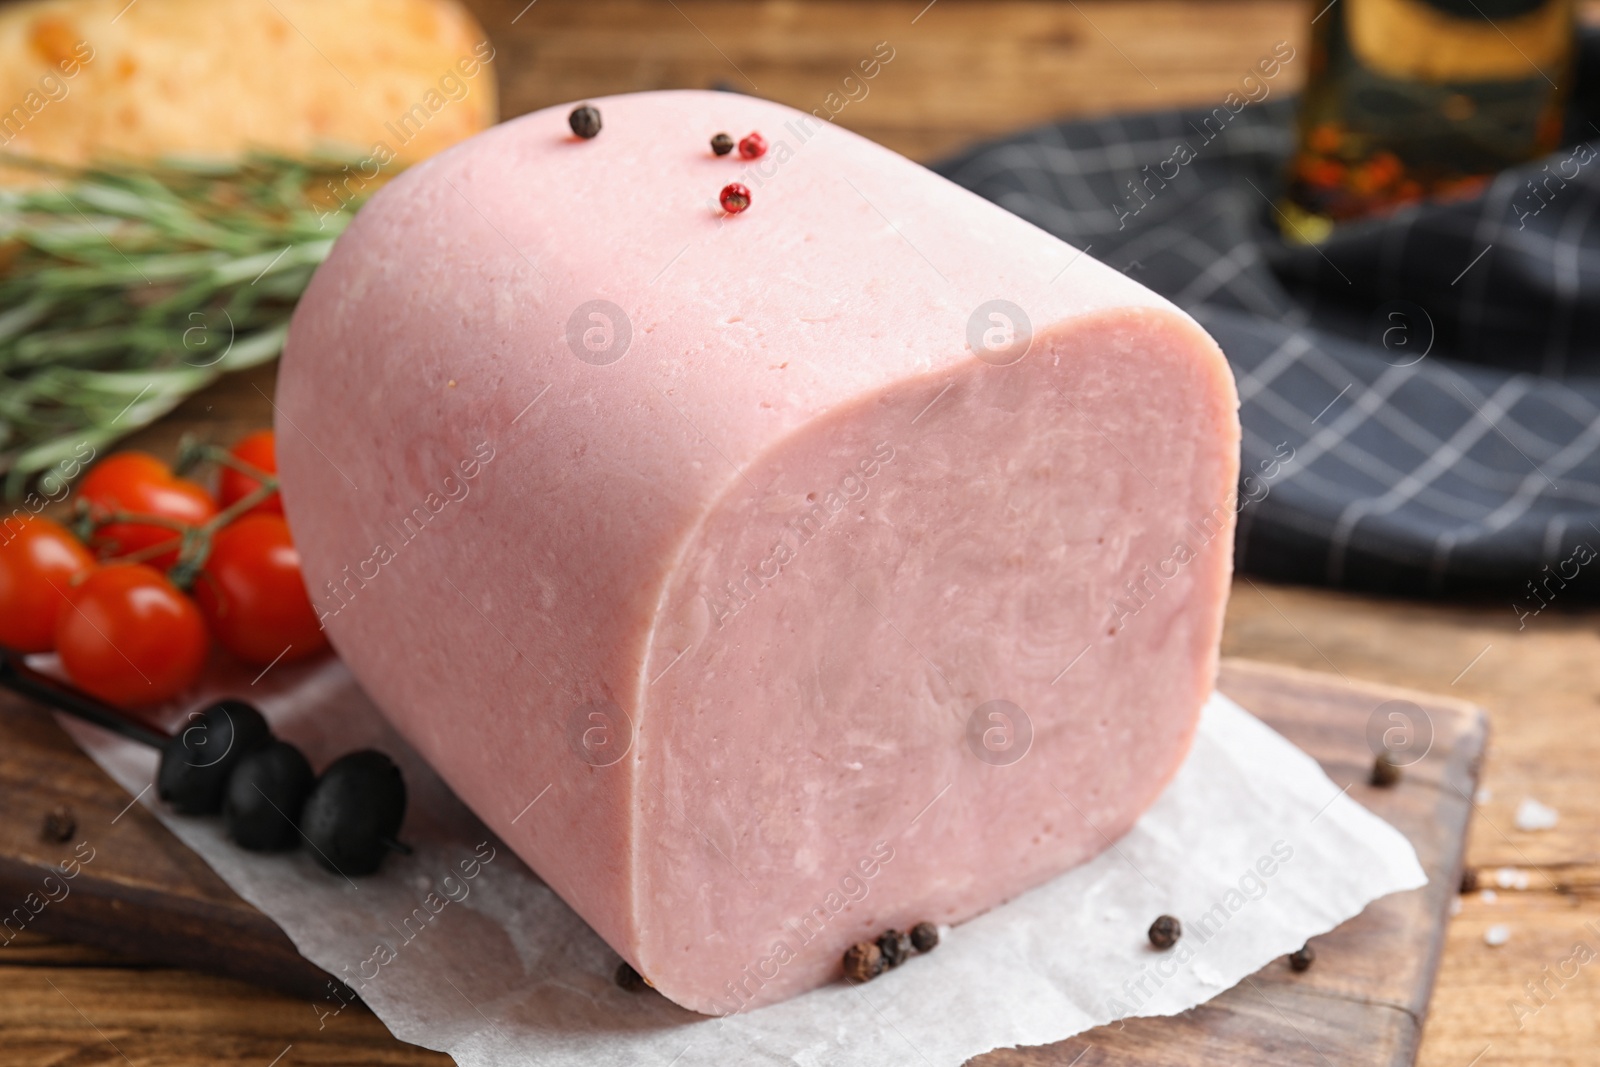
936, 31, 1600, 604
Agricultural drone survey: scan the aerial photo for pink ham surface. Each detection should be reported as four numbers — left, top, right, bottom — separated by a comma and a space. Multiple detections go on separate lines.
276, 89, 1240, 1015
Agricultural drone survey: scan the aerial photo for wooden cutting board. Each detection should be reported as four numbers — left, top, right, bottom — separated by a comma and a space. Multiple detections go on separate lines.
0, 657, 1483, 1065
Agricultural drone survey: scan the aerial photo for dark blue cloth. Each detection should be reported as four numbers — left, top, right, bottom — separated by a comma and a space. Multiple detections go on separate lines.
936, 33, 1600, 605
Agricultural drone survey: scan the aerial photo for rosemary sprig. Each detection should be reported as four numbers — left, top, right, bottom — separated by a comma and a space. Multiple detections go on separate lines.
0, 154, 370, 499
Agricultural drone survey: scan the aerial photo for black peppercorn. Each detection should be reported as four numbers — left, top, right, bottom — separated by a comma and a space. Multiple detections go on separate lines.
568, 105, 602, 139
1289, 943, 1316, 972
1459, 867, 1479, 894
1148, 914, 1182, 950
40, 805, 75, 843
710, 132, 734, 156
909, 921, 940, 953
877, 928, 913, 968
615, 961, 647, 991
1371, 750, 1402, 787
842, 941, 884, 983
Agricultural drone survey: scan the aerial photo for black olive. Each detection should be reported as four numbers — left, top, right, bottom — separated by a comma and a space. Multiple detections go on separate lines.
299, 750, 407, 876
224, 741, 315, 851
157, 700, 273, 814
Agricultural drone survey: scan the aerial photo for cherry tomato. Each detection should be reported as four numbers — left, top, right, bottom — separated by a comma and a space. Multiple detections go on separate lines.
0, 515, 97, 653
218, 430, 282, 516
194, 514, 328, 666
56, 563, 208, 709
79, 452, 217, 568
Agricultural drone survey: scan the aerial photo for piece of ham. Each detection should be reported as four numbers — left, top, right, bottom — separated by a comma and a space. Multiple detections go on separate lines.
276, 89, 1240, 1015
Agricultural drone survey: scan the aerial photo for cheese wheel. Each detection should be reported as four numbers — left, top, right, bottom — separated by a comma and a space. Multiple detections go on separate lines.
277, 90, 1240, 1014
0, 0, 494, 184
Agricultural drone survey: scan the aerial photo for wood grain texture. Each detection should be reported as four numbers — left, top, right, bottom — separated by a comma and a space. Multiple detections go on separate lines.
0, 671, 335, 1000
484, 0, 1311, 161
999, 658, 1485, 1067
0, 648, 1483, 1065
1222, 580, 1600, 1067
1, 931, 446, 1067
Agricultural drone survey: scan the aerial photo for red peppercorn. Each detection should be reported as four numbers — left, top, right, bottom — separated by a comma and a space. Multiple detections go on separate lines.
719, 183, 751, 214
738, 132, 767, 160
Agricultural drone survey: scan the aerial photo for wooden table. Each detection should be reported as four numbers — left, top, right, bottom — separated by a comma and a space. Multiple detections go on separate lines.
7, 1, 1600, 1064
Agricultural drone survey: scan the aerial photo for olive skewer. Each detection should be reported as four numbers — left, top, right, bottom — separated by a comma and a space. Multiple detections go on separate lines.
0, 646, 408, 874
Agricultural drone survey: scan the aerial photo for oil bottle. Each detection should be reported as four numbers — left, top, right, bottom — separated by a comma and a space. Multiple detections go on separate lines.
1280, 0, 1577, 241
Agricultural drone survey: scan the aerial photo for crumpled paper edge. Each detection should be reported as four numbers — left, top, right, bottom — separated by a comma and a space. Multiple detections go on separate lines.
57, 658, 1426, 1067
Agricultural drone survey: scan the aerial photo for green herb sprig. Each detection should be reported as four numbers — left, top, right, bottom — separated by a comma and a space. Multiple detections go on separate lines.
0, 154, 368, 498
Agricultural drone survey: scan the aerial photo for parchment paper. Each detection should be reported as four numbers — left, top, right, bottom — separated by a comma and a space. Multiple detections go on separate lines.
58, 655, 1425, 1066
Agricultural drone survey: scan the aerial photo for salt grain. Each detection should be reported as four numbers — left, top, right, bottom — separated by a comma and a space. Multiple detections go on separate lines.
1484, 924, 1511, 947
1494, 867, 1530, 890
1481, 889, 1498, 903
1514, 797, 1559, 832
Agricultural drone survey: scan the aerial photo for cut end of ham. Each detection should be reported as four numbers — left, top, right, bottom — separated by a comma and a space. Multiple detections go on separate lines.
275, 89, 1240, 1015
